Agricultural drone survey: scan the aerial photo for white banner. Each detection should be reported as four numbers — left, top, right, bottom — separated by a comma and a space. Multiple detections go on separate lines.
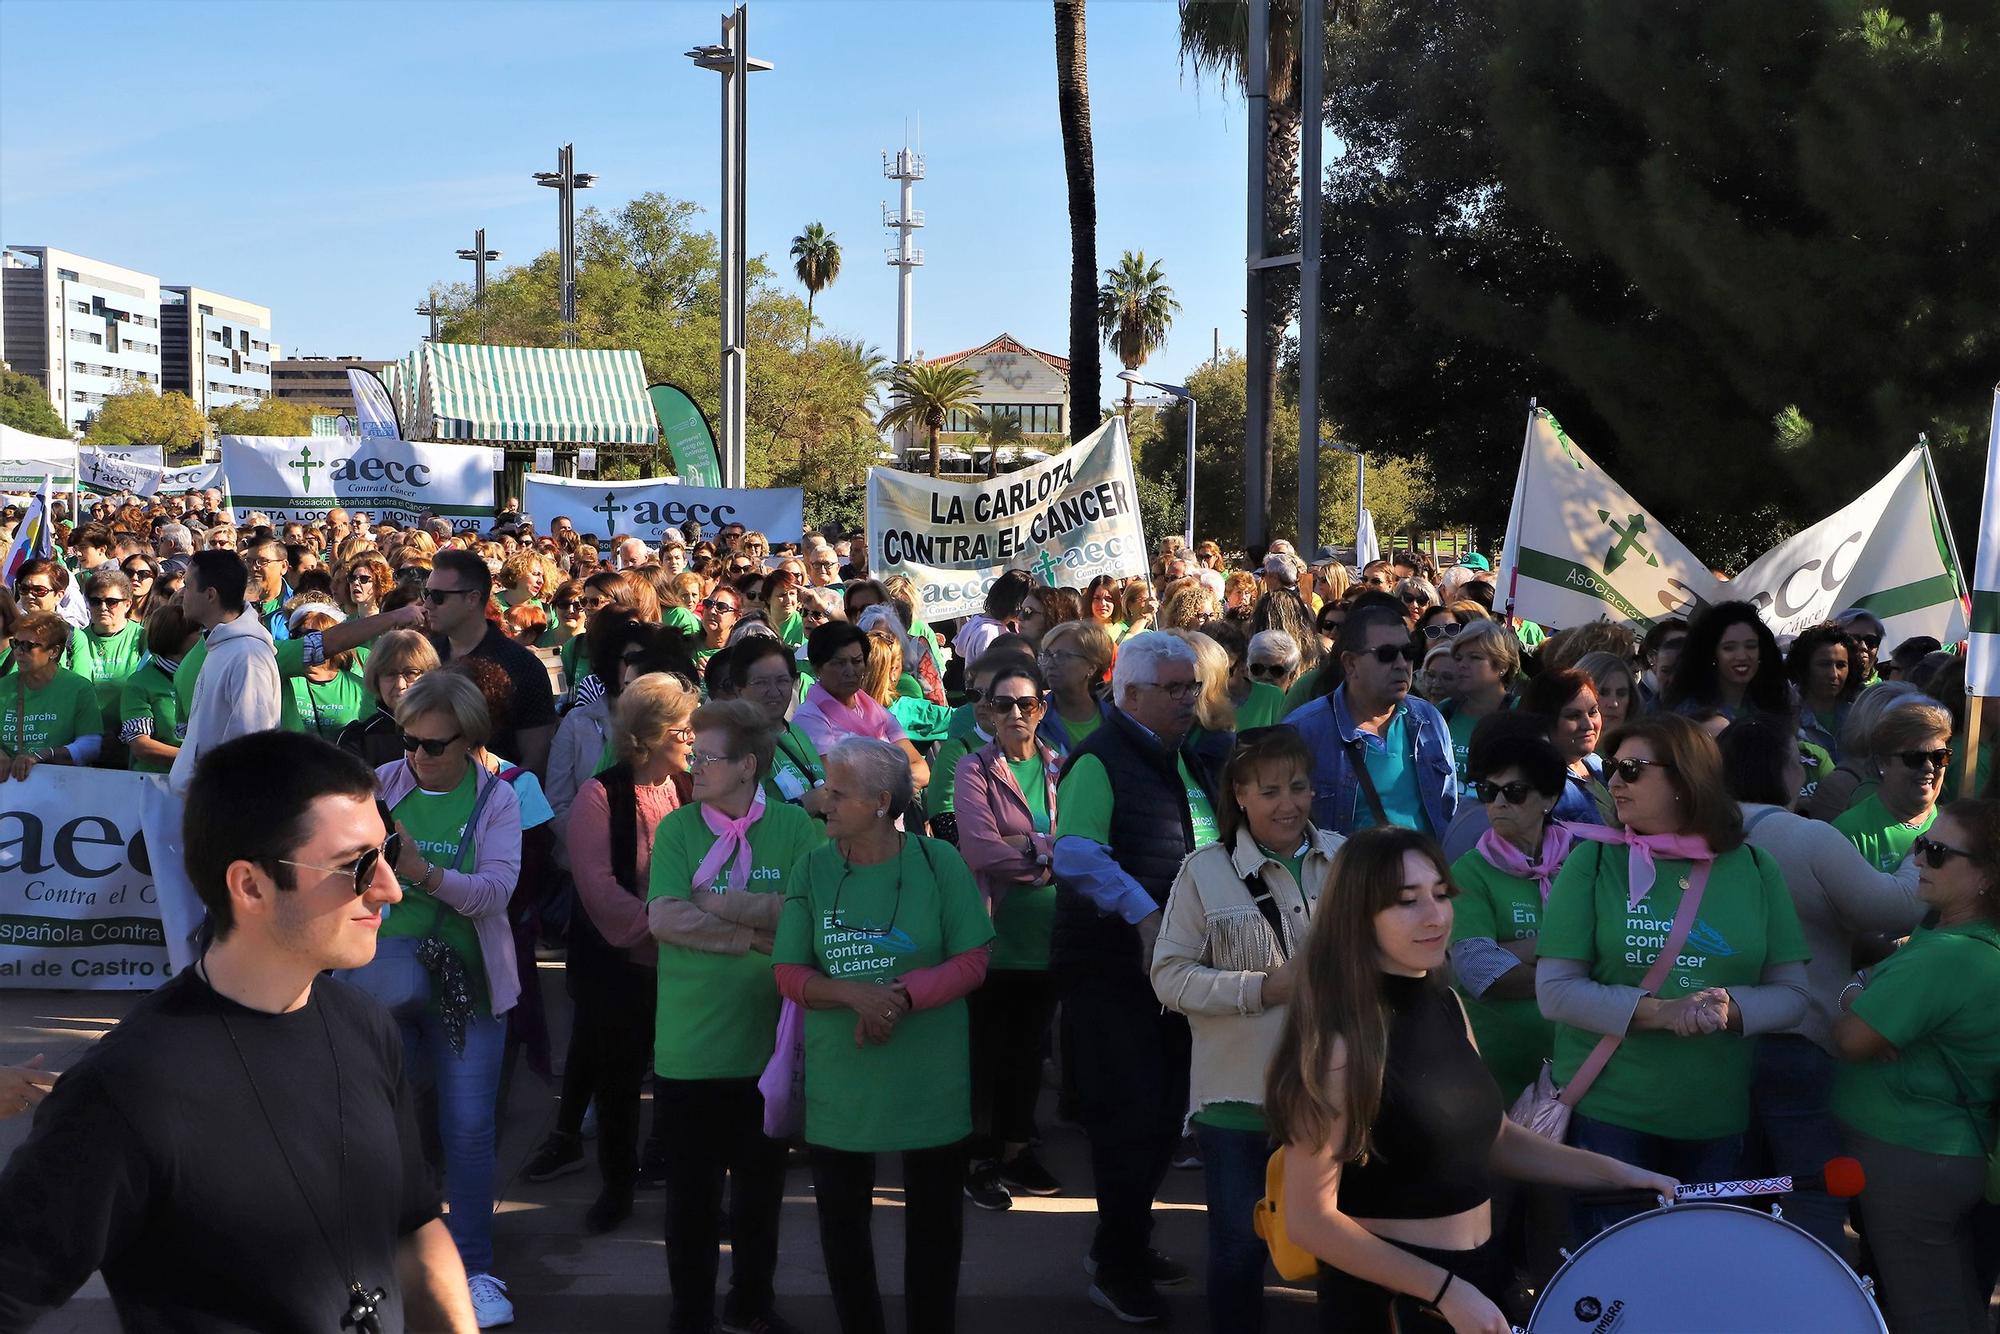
0, 768, 190, 990
151, 459, 227, 498
521, 472, 804, 546
1499, 407, 1967, 640
348, 366, 400, 438
1968, 389, 2000, 697
867, 415, 1149, 620
219, 435, 501, 531
0, 421, 76, 492
76, 444, 165, 496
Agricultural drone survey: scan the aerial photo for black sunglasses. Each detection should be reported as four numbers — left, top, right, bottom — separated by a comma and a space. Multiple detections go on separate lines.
1247, 662, 1290, 678
1317, 618, 1345, 634
399, 732, 463, 756
423, 586, 479, 605
1852, 633, 1883, 649
276, 801, 402, 897
1911, 835, 1975, 869
1895, 748, 1952, 772
1356, 642, 1423, 665
551, 598, 580, 612
1610, 756, 1677, 783
1473, 779, 1537, 805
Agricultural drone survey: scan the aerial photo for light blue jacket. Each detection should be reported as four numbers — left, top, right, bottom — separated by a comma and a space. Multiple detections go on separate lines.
1286, 686, 1459, 837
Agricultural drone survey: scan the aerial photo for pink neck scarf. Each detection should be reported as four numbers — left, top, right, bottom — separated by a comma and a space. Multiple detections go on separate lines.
1475, 823, 1576, 904
693, 785, 768, 895
807, 682, 894, 740
1564, 822, 1714, 909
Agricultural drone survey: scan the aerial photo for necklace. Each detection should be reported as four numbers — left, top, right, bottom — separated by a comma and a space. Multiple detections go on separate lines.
199, 954, 385, 1333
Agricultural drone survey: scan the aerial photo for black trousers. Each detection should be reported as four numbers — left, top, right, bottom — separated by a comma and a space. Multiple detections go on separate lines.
563, 947, 655, 1190
967, 968, 1058, 1156
1060, 970, 1191, 1284
810, 1140, 968, 1334
657, 1077, 789, 1334
1315, 1232, 1509, 1332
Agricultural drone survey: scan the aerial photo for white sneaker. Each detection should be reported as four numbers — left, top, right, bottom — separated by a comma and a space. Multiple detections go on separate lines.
468, 1273, 514, 1328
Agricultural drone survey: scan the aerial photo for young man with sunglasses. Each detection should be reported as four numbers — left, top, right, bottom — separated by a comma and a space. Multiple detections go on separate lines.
424, 551, 556, 776
0, 731, 477, 1334
1285, 603, 1459, 837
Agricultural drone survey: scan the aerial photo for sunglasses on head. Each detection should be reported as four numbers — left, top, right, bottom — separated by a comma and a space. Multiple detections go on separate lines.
1895, 748, 1952, 772
1473, 779, 1536, 806
1911, 834, 1975, 869
277, 801, 403, 897
1423, 621, 1464, 641
1357, 642, 1423, 665
1610, 756, 1676, 783
399, 732, 462, 756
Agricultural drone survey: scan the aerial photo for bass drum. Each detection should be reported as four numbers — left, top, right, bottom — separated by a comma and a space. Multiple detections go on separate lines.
1526, 1201, 1886, 1333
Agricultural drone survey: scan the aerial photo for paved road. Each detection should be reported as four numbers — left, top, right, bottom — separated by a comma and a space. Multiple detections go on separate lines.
1, 965, 1321, 1333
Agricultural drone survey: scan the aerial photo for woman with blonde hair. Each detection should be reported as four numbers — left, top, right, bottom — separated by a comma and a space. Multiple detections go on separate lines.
862, 625, 951, 744
1156, 578, 1217, 632
1118, 580, 1159, 638
1038, 619, 1114, 755
286, 604, 368, 741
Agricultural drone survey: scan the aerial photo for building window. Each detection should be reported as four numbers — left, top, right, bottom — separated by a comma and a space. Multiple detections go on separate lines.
56, 268, 78, 282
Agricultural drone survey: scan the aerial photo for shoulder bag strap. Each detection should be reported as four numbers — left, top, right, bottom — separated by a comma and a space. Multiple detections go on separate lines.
1742, 806, 1785, 839
1345, 736, 1391, 827
1243, 869, 1290, 959
1559, 857, 1713, 1107
446, 767, 501, 873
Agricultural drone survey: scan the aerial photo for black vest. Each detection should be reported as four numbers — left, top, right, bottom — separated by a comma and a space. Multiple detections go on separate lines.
1051, 707, 1225, 978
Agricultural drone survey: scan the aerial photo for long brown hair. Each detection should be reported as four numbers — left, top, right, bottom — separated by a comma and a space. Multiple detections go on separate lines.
1214, 727, 1315, 848
1265, 826, 1457, 1159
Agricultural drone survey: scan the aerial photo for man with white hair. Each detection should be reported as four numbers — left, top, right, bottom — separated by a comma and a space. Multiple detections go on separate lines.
613, 535, 650, 570
1049, 631, 1223, 1323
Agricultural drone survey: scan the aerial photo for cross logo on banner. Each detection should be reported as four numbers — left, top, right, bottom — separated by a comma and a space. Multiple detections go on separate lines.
1598, 510, 1660, 575
1030, 548, 1063, 585
593, 491, 629, 531
289, 444, 319, 492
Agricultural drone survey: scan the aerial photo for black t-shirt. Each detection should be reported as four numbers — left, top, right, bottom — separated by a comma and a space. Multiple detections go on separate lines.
0, 970, 439, 1333
430, 621, 557, 760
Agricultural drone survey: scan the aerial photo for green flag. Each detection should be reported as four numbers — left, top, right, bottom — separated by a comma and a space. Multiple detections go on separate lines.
647, 384, 721, 488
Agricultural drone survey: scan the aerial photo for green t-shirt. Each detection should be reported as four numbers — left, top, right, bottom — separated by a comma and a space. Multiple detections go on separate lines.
1832, 921, 2000, 1157
1235, 681, 1288, 731
778, 611, 805, 647
383, 770, 488, 1012
0, 668, 103, 756
560, 636, 588, 697
1537, 841, 1810, 1139
926, 732, 984, 821
1448, 709, 1480, 792
648, 799, 823, 1080
771, 836, 995, 1152
1832, 792, 1935, 873
890, 693, 952, 744
290, 667, 368, 741
1054, 751, 1216, 853
68, 622, 145, 729
1053, 705, 1101, 750
1281, 670, 1327, 719
990, 752, 1057, 972
1449, 849, 1556, 1103
178, 627, 321, 733
1193, 1101, 1268, 1132
765, 721, 824, 807
119, 659, 185, 774
664, 605, 703, 639
946, 701, 979, 740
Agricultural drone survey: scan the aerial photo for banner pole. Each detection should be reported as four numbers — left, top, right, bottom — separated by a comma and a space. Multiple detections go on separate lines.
1917, 434, 1973, 619
1501, 398, 1535, 621
1962, 701, 1985, 800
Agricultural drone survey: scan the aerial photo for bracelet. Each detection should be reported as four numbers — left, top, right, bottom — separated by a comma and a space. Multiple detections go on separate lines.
1428, 1271, 1453, 1308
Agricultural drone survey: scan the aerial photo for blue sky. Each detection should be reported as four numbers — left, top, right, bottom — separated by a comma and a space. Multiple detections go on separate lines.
0, 0, 1256, 408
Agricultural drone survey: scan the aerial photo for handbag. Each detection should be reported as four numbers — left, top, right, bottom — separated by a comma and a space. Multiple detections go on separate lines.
1507, 845, 1712, 1141
759, 999, 807, 1138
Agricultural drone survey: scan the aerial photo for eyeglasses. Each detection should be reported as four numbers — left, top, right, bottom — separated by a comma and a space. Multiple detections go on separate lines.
122, 565, 154, 580
1039, 648, 1087, 667
86, 596, 128, 608
9, 638, 56, 654
1400, 592, 1428, 606
1139, 680, 1201, 702
703, 598, 741, 614
1610, 756, 1677, 783
1911, 835, 1975, 869
278, 802, 402, 896
399, 732, 463, 756
551, 598, 579, 612
1247, 661, 1290, 679
665, 726, 696, 745
349, 572, 375, 584
802, 606, 831, 622
422, 586, 479, 605
988, 696, 1043, 716
689, 750, 742, 768
579, 594, 610, 611
15, 585, 53, 599
829, 850, 904, 938
1473, 779, 1537, 806
810, 560, 838, 572
1895, 748, 1952, 772
1423, 621, 1464, 641
1356, 642, 1424, 665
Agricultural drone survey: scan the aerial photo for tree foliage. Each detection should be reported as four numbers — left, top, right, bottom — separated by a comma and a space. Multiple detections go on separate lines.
1315, 0, 2000, 564
879, 363, 984, 477
0, 370, 68, 438
209, 398, 330, 438
1098, 250, 1182, 416
790, 222, 842, 343
82, 387, 205, 448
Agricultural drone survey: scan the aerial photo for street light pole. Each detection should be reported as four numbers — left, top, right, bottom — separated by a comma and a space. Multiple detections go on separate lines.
533, 144, 597, 345
415, 295, 442, 344
1120, 369, 1198, 550
455, 229, 501, 340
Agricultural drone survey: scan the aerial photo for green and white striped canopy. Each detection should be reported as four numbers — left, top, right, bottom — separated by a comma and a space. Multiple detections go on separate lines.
398, 343, 658, 446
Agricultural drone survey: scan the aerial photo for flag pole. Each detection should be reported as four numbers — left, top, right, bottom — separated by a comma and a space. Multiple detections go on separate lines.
1500, 398, 1536, 621
1916, 433, 1972, 618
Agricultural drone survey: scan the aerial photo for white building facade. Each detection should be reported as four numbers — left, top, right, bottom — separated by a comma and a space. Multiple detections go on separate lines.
1, 246, 163, 433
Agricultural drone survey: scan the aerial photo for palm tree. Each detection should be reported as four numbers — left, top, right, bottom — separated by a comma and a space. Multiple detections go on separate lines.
878, 362, 983, 477
789, 222, 842, 345
972, 409, 1026, 477
1098, 250, 1182, 417
1055, 0, 1102, 442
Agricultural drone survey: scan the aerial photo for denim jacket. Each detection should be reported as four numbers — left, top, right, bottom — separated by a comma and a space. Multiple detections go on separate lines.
1285, 685, 1459, 837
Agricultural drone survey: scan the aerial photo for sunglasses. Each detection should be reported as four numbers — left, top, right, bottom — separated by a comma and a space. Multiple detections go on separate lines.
703, 598, 741, 614
86, 597, 128, 608
422, 587, 478, 605
1356, 642, 1424, 665
1895, 748, 1952, 772
1852, 633, 1883, 649
123, 566, 155, 580
1247, 662, 1290, 679
15, 585, 53, 599
1473, 779, 1536, 805
1317, 619, 1345, 635
987, 696, 1043, 716
1610, 756, 1677, 783
1400, 592, 1428, 605
1423, 621, 1464, 641
9, 638, 57, 654
551, 598, 580, 612
1911, 834, 1975, 869
277, 802, 403, 897
399, 732, 463, 756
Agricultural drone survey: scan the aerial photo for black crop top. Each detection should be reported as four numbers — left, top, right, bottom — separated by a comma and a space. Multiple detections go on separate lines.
1337, 972, 1504, 1220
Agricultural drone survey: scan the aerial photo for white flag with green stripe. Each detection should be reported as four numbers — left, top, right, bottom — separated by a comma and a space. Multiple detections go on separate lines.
1967, 389, 2000, 696
1497, 408, 1711, 631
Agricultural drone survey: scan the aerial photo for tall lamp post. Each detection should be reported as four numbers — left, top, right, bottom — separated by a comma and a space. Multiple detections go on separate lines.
455, 229, 501, 339
687, 5, 773, 489
1119, 369, 1198, 550
415, 295, 443, 344
532, 144, 596, 345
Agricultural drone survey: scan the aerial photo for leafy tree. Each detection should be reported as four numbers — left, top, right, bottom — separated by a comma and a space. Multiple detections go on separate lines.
0, 370, 68, 438
1098, 250, 1182, 417
1056, 0, 1103, 441
789, 222, 842, 344
970, 409, 1026, 478
209, 398, 332, 438
83, 387, 205, 449
879, 363, 983, 477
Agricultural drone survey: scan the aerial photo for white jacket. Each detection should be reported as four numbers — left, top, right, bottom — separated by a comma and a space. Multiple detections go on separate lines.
169, 610, 282, 796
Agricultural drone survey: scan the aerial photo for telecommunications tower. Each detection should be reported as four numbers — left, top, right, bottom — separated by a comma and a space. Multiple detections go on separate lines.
882, 144, 925, 364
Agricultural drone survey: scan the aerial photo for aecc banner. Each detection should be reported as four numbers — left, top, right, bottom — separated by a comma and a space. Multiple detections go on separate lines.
219, 435, 501, 531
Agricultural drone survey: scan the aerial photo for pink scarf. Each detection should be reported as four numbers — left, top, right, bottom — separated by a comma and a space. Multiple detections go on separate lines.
1563, 822, 1714, 909
1474, 823, 1576, 904
693, 786, 768, 895
805, 682, 896, 741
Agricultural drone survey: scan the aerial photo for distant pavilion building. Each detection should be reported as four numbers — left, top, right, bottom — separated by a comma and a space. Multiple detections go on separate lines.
916, 333, 1071, 473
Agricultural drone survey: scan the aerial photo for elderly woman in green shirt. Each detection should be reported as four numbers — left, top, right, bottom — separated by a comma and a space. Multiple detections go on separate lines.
69, 568, 145, 737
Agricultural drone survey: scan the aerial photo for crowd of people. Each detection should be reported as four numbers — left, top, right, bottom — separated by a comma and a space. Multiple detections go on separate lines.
0, 494, 1994, 1334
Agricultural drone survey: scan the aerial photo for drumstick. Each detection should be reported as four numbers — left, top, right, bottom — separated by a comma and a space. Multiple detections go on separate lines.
1580, 1157, 1865, 1209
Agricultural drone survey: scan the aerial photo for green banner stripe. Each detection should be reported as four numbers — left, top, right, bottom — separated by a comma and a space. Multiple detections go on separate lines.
1847, 572, 1962, 621
0, 914, 165, 947
1512, 547, 1659, 628
1972, 588, 2000, 636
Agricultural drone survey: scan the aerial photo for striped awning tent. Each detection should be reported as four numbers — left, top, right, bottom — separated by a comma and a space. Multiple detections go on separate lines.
396, 343, 658, 446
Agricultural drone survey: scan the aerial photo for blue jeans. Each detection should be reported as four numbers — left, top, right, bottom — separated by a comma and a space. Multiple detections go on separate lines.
1195, 1123, 1273, 1334
1748, 1034, 1849, 1254
400, 1010, 506, 1274
1567, 1112, 1741, 1241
